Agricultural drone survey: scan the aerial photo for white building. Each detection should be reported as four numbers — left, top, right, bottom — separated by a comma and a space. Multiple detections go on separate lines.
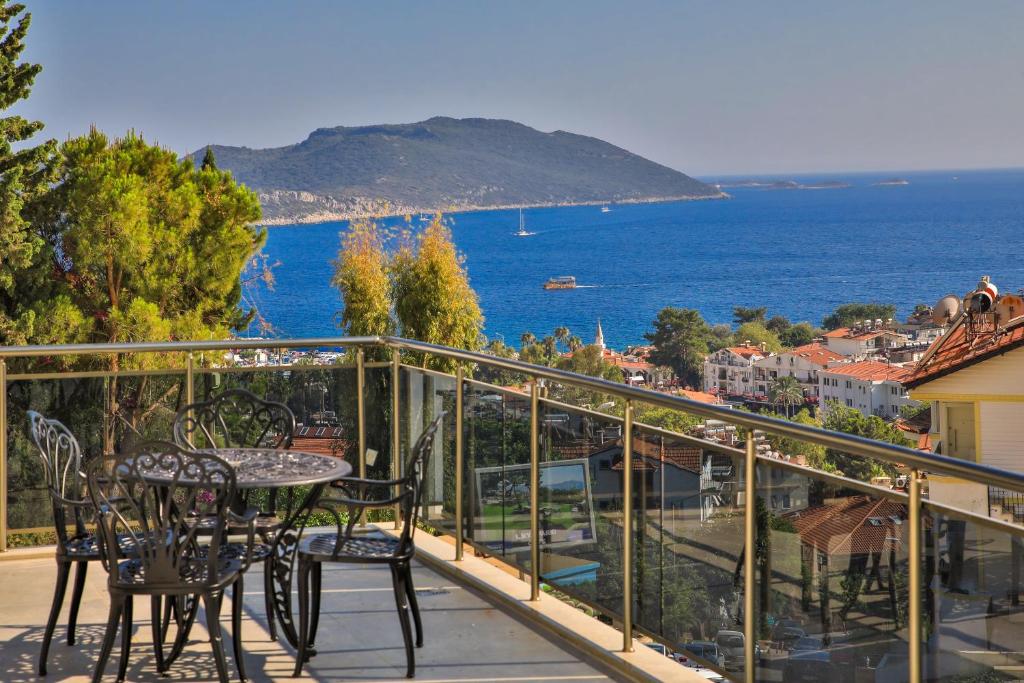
752, 343, 847, 399
819, 360, 917, 419
823, 325, 909, 360
703, 344, 769, 397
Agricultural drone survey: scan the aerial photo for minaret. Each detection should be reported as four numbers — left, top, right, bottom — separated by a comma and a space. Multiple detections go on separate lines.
595, 318, 605, 350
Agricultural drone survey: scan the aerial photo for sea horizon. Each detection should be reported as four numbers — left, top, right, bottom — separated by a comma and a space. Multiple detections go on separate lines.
248, 167, 1024, 349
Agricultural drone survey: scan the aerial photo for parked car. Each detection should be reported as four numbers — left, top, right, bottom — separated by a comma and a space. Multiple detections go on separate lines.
784, 644, 835, 682
680, 641, 724, 668
714, 630, 747, 670
644, 642, 670, 657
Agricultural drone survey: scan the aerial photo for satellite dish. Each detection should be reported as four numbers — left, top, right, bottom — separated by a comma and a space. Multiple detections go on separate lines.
932, 294, 961, 325
995, 294, 1024, 323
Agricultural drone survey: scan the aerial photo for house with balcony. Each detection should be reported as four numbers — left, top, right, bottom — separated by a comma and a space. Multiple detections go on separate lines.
752, 342, 847, 400
823, 324, 910, 360
906, 305, 1024, 517
702, 343, 769, 397
818, 360, 917, 419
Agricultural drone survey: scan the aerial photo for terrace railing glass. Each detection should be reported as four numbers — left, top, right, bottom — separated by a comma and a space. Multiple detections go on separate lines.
3, 336, 1024, 683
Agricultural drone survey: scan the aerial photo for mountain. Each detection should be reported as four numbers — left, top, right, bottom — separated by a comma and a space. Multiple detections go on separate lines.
192, 117, 724, 223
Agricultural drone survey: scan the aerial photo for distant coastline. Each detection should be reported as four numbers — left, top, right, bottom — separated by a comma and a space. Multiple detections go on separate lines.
257, 191, 730, 227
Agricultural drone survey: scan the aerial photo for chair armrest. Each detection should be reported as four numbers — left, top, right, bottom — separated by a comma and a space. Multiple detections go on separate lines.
334, 475, 406, 488
226, 507, 259, 572
317, 494, 405, 510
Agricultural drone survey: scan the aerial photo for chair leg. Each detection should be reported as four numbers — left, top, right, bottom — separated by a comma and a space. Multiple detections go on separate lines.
92, 593, 125, 683
390, 563, 415, 678
404, 563, 424, 647
309, 560, 322, 648
67, 561, 89, 646
232, 574, 248, 682
202, 591, 231, 683
39, 559, 71, 676
263, 555, 278, 641
292, 557, 311, 677
164, 594, 200, 670
151, 596, 166, 673
117, 595, 133, 682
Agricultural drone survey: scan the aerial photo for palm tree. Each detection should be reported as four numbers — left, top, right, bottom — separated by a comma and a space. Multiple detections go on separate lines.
568, 335, 584, 352
542, 335, 558, 362
553, 326, 571, 352
520, 331, 536, 350
769, 375, 804, 418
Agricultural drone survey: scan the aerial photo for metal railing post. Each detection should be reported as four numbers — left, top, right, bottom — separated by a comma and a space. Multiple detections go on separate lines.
743, 431, 757, 682
391, 348, 401, 530
908, 468, 922, 682
0, 359, 6, 552
185, 351, 195, 406
622, 399, 634, 651
529, 379, 541, 600
356, 347, 366, 479
454, 365, 465, 561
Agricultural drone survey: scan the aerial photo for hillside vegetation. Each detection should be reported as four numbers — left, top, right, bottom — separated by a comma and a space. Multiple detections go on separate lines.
192, 117, 723, 223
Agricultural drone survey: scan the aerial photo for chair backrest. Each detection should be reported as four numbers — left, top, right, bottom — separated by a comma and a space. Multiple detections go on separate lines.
87, 441, 236, 589
173, 388, 296, 450
397, 413, 446, 554
27, 411, 88, 542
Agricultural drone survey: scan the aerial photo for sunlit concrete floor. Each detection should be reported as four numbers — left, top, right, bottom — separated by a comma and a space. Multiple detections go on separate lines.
0, 552, 616, 682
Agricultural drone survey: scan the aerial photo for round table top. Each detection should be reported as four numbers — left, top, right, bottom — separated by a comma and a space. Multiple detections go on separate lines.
196, 447, 352, 488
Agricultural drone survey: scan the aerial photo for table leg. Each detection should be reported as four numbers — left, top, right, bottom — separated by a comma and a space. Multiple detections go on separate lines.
268, 483, 327, 649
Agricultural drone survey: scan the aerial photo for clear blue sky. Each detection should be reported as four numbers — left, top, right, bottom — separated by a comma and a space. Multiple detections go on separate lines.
15, 1, 1024, 175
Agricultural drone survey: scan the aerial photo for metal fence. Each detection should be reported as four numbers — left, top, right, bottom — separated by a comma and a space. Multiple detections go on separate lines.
4, 335, 1024, 683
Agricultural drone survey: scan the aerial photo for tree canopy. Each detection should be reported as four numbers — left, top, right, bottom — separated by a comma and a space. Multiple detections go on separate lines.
821, 401, 911, 480
0, 3, 56, 344
735, 321, 783, 353
733, 306, 767, 325
644, 307, 712, 388
334, 214, 483, 369
14, 129, 264, 368
822, 303, 897, 331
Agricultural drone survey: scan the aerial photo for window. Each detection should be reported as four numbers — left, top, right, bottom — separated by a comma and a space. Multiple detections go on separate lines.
845, 380, 852, 389
846, 398, 854, 407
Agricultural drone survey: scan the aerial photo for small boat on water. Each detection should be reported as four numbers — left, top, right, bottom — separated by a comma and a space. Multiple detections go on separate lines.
600, 206, 611, 213
514, 208, 535, 237
543, 276, 576, 290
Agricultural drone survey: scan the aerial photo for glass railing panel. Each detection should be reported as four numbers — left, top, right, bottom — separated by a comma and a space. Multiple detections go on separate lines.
535, 398, 625, 612
6, 370, 185, 545
922, 501, 1024, 682
755, 458, 911, 683
462, 382, 533, 565
631, 423, 746, 679
400, 366, 456, 534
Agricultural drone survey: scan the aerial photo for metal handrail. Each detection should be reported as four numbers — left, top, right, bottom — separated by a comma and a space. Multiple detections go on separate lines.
1, 334, 1023, 491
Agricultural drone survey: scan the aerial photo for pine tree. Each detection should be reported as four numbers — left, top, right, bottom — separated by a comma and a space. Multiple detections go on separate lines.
0, 3, 56, 344
201, 145, 217, 170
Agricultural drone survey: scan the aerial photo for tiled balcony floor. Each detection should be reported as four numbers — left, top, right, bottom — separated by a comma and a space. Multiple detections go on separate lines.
0, 553, 616, 682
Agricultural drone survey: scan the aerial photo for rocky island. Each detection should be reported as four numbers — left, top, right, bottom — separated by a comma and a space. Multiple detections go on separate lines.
191, 117, 726, 224
874, 177, 910, 186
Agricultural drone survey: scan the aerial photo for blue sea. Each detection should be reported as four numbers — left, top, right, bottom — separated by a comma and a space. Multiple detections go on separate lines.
248, 169, 1024, 350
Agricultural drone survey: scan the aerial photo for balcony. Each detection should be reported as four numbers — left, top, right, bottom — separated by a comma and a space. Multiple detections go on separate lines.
3, 336, 1024, 683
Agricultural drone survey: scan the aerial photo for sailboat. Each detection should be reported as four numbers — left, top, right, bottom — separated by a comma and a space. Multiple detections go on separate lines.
600, 206, 611, 213
514, 208, 536, 237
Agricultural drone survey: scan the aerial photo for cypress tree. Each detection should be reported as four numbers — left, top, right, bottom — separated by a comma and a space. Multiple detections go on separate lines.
201, 145, 217, 170
0, 3, 56, 343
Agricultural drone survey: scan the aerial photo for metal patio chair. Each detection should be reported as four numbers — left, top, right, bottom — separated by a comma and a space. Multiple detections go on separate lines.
172, 387, 296, 640
292, 413, 445, 678
27, 411, 114, 676
86, 442, 257, 683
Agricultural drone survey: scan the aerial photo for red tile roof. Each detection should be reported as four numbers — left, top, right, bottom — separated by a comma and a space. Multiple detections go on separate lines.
785, 343, 847, 367
677, 389, 722, 404
906, 316, 1024, 388
824, 327, 901, 341
725, 345, 767, 360
788, 496, 908, 556
823, 360, 912, 382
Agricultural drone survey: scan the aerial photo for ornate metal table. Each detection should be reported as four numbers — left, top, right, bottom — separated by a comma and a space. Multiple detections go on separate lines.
163, 448, 351, 649
219, 448, 351, 647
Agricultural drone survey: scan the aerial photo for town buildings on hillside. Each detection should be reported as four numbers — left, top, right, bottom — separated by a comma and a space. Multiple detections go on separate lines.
752, 342, 847, 400
819, 360, 918, 419
702, 343, 770, 396
823, 323, 909, 359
